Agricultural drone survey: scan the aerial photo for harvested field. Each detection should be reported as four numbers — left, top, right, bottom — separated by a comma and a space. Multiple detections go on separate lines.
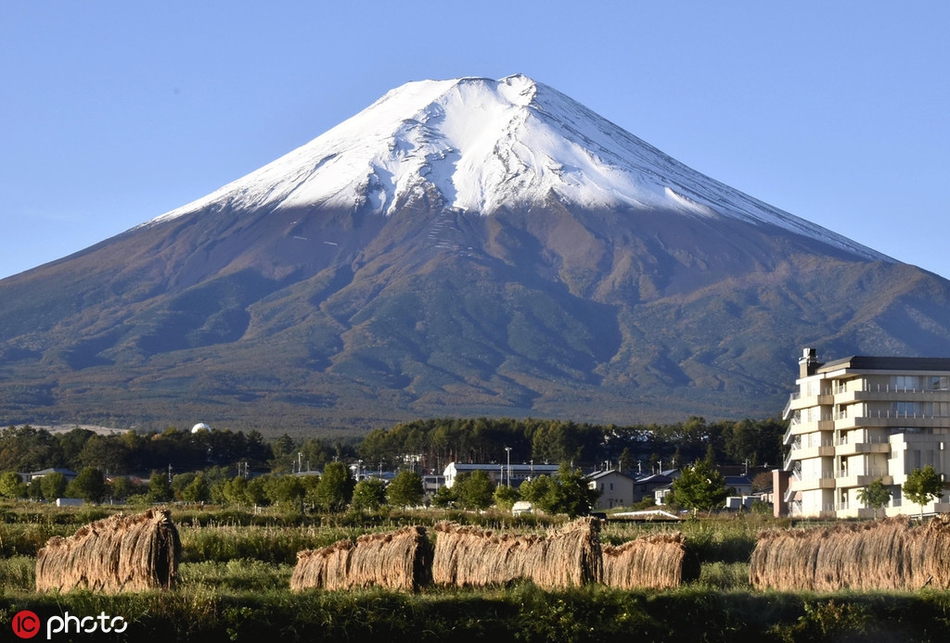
749, 515, 950, 591
601, 532, 688, 590
290, 525, 431, 592
35, 509, 181, 593
432, 518, 602, 589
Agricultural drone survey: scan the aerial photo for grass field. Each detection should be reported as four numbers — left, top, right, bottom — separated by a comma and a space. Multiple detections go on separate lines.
2, 503, 948, 642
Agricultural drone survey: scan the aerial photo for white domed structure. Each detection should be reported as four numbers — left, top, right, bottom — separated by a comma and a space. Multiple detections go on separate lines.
191, 422, 211, 434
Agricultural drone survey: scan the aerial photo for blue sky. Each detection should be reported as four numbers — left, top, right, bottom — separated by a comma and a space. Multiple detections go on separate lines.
2, 2, 948, 280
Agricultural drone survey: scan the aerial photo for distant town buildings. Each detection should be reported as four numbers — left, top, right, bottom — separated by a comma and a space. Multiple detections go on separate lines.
442, 462, 561, 488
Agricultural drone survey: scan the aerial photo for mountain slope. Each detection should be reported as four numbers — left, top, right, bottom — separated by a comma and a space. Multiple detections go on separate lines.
1, 75, 948, 432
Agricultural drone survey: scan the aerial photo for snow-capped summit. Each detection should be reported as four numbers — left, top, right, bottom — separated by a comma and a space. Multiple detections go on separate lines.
151, 74, 888, 262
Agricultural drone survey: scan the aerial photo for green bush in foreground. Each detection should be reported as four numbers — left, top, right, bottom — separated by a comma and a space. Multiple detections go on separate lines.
3, 587, 950, 642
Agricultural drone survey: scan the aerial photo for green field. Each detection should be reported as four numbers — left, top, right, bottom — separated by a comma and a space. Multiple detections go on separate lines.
2, 504, 949, 642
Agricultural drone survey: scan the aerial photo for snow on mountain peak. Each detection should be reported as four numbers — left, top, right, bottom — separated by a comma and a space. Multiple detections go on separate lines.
149, 74, 889, 262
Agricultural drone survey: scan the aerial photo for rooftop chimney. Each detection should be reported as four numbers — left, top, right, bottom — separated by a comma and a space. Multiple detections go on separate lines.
799, 347, 819, 378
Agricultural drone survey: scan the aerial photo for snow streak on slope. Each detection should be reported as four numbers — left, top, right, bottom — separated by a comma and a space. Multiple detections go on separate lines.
149, 75, 890, 262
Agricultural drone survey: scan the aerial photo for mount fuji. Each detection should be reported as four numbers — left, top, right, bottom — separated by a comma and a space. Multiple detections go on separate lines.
2, 74, 948, 432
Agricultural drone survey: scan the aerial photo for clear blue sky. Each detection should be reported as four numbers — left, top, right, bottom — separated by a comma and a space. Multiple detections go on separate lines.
2, 2, 948, 280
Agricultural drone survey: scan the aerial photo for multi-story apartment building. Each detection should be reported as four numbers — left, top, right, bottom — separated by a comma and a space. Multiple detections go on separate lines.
782, 348, 950, 519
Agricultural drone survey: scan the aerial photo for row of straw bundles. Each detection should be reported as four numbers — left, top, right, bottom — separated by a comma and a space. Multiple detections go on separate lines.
35, 509, 181, 593
431, 518, 603, 589
601, 532, 688, 590
290, 525, 432, 592
749, 515, 950, 591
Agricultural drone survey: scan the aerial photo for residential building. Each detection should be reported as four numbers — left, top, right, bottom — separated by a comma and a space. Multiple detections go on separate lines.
586, 470, 637, 509
22, 468, 78, 484
782, 348, 950, 518
724, 475, 753, 497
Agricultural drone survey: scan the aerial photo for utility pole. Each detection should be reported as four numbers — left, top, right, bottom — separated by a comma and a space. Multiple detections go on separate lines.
505, 447, 512, 487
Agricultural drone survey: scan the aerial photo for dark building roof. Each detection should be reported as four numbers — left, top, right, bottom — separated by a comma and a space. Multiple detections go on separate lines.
818, 355, 950, 374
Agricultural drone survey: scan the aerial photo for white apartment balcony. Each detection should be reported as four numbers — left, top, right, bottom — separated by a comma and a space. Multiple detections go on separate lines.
792, 443, 834, 461
834, 504, 879, 519
834, 435, 891, 456
789, 474, 836, 491
835, 412, 950, 431
787, 392, 834, 413
782, 393, 799, 420
783, 449, 794, 471
835, 467, 892, 489
835, 381, 950, 397
782, 422, 795, 446
787, 417, 836, 437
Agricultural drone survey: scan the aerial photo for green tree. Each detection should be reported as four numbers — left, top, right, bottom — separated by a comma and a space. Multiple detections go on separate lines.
0, 471, 26, 498
246, 477, 269, 506
312, 462, 353, 512
147, 471, 173, 503
110, 476, 134, 501
78, 434, 129, 473
171, 472, 198, 500
181, 473, 210, 503
493, 484, 520, 511
57, 428, 95, 470
352, 477, 388, 511
902, 465, 945, 517
519, 475, 555, 511
218, 476, 249, 506
431, 484, 456, 508
386, 470, 424, 508
671, 460, 728, 515
546, 464, 599, 518
453, 470, 495, 510
67, 467, 107, 503
618, 447, 633, 474
857, 478, 892, 518
264, 475, 305, 509
40, 472, 67, 501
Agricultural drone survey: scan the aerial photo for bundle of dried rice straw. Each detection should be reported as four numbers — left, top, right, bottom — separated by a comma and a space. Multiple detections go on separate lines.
35, 509, 181, 593
431, 517, 602, 589
750, 515, 950, 591
601, 532, 687, 590
291, 525, 431, 592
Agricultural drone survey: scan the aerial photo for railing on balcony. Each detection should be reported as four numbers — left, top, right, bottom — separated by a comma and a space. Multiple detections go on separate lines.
862, 383, 949, 394
858, 409, 950, 421
782, 393, 799, 419
836, 467, 889, 479
783, 450, 796, 471
836, 434, 889, 446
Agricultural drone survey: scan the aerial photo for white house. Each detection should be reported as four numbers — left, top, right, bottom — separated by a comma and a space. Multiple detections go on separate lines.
442, 462, 561, 488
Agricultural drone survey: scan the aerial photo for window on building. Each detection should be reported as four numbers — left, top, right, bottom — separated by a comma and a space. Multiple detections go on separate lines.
893, 375, 919, 391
